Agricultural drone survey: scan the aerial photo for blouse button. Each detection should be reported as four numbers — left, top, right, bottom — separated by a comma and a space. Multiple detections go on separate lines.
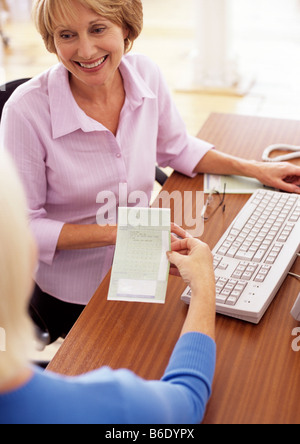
116, 153, 122, 158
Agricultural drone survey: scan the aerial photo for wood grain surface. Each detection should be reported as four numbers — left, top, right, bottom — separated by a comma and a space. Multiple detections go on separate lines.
48, 113, 300, 424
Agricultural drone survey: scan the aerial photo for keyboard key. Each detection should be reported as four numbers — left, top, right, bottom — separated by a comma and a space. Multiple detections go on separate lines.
181, 189, 300, 323
235, 251, 255, 261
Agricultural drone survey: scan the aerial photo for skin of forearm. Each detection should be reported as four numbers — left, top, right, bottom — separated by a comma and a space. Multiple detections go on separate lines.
180, 279, 216, 340
54, 152, 257, 252
194, 149, 259, 177
57, 223, 117, 250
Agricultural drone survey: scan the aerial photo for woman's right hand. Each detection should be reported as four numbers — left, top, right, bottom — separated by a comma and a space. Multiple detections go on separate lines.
167, 237, 214, 291
167, 238, 216, 339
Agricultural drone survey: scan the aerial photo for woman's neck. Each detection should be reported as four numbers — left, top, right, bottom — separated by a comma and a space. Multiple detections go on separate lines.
69, 68, 124, 105
69, 69, 126, 135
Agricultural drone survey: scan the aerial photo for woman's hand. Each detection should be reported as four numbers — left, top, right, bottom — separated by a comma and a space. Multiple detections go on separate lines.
170, 223, 193, 244
167, 237, 216, 339
167, 237, 214, 290
195, 150, 300, 194
254, 161, 300, 194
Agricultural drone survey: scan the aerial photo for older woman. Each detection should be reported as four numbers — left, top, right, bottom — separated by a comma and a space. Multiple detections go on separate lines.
1, 0, 300, 341
0, 149, 216, 424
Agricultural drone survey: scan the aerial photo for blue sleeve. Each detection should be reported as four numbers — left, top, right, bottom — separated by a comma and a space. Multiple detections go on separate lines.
0, 333, 215, 424
119, 332, 216, 424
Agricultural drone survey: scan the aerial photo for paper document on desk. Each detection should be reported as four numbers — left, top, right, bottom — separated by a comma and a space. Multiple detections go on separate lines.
204, 174, 264, 194
108, 207, 171, 303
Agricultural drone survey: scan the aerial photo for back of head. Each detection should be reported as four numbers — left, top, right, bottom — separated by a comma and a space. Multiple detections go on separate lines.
0, 150, 35, 383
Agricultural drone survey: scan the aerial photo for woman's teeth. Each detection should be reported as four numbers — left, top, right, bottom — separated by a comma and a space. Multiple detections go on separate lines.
78, 56, 107, 69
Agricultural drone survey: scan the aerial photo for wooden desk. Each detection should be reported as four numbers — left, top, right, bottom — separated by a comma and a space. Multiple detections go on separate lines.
48, 113, 300, 424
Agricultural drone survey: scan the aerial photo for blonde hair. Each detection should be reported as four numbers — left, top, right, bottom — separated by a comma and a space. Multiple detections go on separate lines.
33, 0, 143, 54
0, 150, 35, 383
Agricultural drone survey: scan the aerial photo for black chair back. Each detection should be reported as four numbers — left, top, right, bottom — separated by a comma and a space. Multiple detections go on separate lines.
0, 78, 31, 119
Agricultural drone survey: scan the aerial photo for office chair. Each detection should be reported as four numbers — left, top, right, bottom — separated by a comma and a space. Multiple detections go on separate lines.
0, 78, 31, 118
155, 165, 168, 186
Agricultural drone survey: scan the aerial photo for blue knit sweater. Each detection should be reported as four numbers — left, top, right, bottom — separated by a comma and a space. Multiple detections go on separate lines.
0, 332, 216, 424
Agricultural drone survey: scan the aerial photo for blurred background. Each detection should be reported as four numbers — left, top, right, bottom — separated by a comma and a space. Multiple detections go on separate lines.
1, 0, 300, 136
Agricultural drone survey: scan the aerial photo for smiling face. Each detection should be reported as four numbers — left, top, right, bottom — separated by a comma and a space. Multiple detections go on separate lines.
53, 1, 128, 89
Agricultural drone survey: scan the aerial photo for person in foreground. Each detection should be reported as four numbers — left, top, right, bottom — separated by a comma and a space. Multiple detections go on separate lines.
0, 150, 216, 425
1, 0, 300, 342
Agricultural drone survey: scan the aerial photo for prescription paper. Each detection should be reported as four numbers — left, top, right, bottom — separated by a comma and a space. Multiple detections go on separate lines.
107, 207, 171, 303
204, 174, 263, 194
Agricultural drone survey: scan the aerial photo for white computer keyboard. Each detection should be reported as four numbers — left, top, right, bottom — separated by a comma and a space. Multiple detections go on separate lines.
181, 189, 300, 323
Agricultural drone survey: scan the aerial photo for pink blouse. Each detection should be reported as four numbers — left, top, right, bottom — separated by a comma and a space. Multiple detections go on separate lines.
1, 54, 213, 304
